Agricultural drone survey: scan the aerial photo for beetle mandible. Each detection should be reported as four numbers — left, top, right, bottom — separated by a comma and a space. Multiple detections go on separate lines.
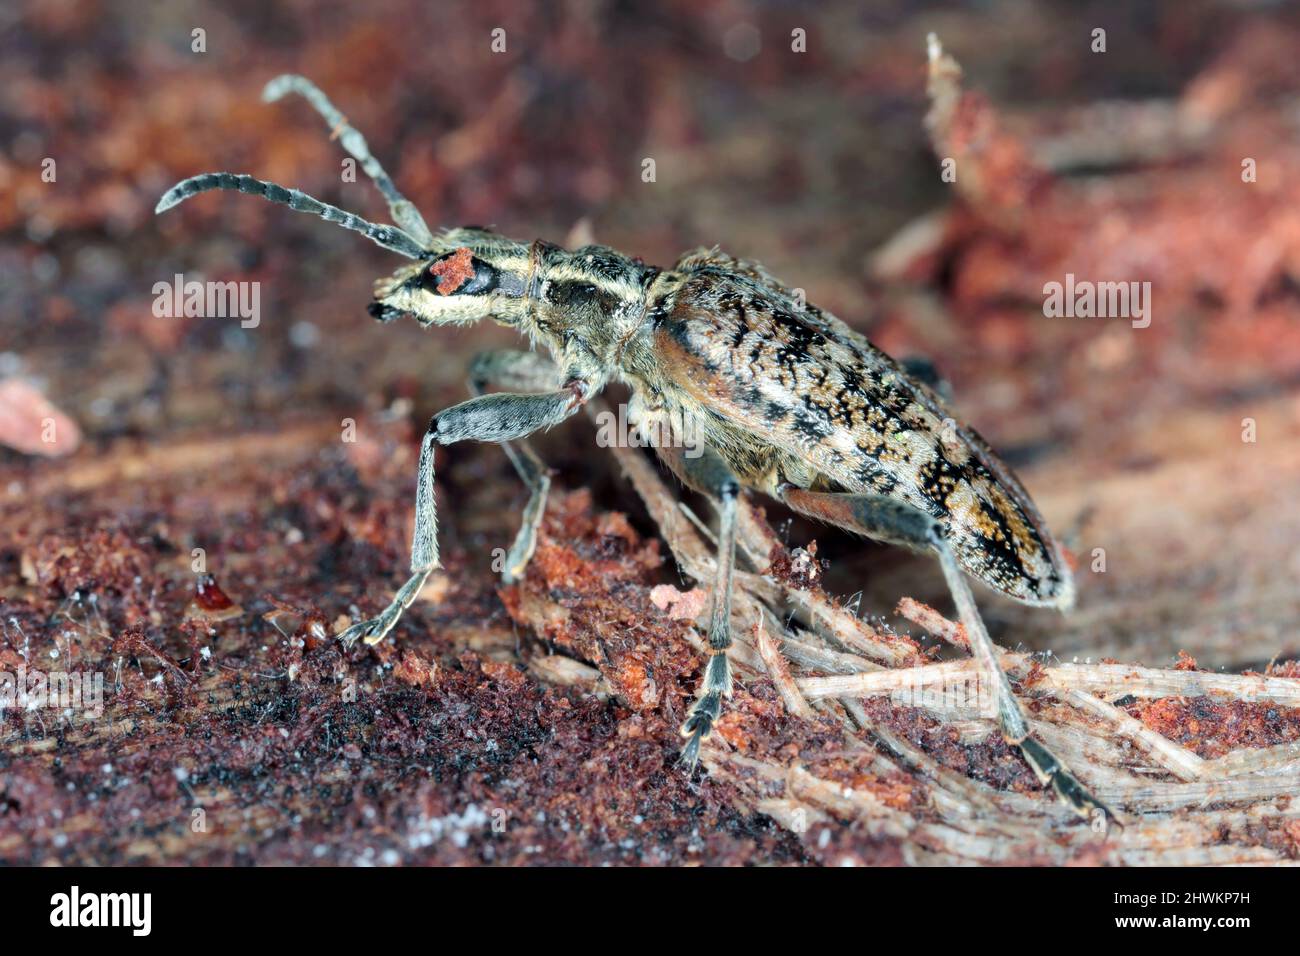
156, 73, 1115, 826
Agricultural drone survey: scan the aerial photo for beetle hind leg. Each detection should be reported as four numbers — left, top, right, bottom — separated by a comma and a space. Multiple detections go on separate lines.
1018, 736, 1115, 821
929, 531, 1121, 826
777, 484, 1121, 828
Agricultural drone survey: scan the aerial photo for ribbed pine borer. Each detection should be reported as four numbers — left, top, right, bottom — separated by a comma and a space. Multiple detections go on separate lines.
156, 72, 1116, 828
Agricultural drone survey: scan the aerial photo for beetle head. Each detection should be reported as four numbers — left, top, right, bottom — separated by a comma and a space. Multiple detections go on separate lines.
372, 233, 654, 359
370, 228, 533, 327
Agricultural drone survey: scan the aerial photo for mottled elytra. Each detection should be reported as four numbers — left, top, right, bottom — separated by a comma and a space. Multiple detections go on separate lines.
156, 72, 1115, 827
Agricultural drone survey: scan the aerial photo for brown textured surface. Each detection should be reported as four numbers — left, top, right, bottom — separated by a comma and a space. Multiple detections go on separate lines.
2, 432, 806, 864
4, 1, 1300, 865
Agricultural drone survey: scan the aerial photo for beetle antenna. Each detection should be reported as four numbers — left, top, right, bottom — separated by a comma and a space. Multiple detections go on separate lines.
262, 74, 435, 248
154, 172, 427, 260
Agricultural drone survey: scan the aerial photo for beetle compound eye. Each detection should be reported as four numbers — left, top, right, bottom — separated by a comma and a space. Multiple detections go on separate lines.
424, 246, 497, 296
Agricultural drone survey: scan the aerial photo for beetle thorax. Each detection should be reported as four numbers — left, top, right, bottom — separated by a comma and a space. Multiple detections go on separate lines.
523, 244, 656, 374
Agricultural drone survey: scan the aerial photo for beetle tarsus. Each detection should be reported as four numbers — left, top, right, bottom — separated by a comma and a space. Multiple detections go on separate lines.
679, 690, 722, 771
679, 656, 730, 769
663, 450, 740, 770
1019, 736, 1123, 827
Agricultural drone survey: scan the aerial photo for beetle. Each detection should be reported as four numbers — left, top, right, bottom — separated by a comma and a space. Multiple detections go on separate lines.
156, 74, 1115, 826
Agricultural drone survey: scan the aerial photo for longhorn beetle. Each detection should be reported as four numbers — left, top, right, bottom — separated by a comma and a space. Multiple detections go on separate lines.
156, 73, 1116, 826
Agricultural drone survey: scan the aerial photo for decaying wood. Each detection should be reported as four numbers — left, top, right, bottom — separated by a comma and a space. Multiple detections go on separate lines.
570, 398, 1300, 865
6, 7, 1300, 868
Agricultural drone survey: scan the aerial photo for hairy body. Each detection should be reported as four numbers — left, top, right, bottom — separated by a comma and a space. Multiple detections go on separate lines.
155, 73, 1111, 827
627, 251, 1072, 608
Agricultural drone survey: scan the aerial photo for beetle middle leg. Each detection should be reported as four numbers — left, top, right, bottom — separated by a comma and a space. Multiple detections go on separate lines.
777, 484, 1118, 825
657, 445, 741, 769
468, 350, 561, 583
338, 381, 588, 648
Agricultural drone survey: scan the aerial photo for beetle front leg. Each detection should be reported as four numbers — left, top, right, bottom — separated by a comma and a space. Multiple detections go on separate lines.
658, 445, 741, 770
338, 382, 588, 648
778, 484, 1120, 827
469, 350, 562, 583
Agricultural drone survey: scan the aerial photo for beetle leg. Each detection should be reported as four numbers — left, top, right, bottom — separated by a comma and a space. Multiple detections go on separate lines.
339, 382, 588, 648
778, 484, 1121, 828
469, 350, 561, 583
657, 445, 741, 770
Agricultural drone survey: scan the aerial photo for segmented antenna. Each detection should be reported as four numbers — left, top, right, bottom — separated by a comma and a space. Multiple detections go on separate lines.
154, 172, 427, 260
262, 74, 436, 248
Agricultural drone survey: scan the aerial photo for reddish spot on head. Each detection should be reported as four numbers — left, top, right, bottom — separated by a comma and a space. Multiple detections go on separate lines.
429, 247, 476, 295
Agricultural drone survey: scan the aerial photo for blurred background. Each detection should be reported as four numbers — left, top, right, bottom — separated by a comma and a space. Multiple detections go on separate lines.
3, 0, 1300, 864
